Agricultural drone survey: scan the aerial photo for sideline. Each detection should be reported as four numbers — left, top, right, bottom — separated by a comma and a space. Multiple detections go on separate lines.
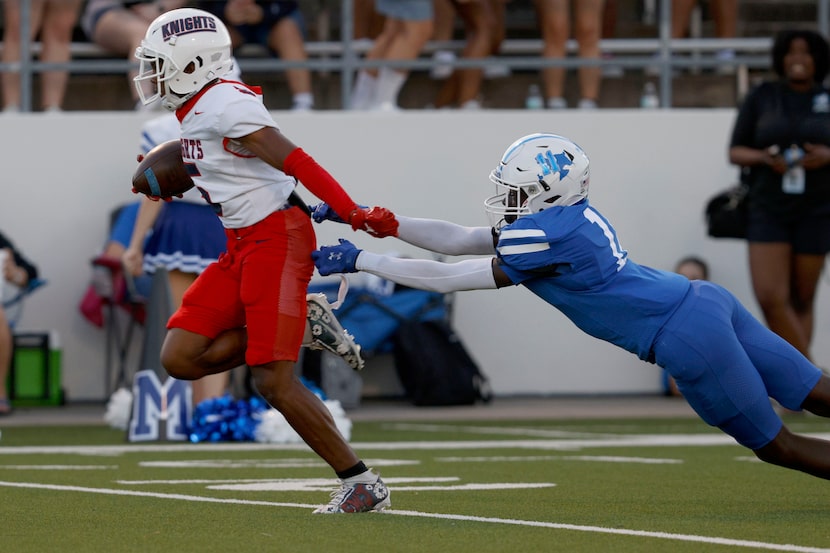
0, 480, 826, 553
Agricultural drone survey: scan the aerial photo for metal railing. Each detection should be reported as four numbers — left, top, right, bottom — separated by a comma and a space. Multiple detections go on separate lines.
1, 0, 828, 111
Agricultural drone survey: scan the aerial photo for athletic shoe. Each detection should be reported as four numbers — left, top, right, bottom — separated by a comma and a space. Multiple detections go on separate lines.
313, 475, 391, 514
306, 293, 365, 370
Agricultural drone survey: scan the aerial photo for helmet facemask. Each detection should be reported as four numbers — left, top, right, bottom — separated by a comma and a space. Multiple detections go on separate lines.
134, 47, 180, 110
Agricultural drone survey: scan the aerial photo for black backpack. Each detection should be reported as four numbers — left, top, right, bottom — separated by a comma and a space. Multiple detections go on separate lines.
393, 317, 491, 407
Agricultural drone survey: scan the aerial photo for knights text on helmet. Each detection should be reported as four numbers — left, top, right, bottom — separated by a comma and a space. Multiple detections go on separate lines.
162, 15, 218, 42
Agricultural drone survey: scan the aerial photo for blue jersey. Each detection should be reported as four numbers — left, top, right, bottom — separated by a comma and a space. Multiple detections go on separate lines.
495, 199, 690, 361
493, 198, 822, 450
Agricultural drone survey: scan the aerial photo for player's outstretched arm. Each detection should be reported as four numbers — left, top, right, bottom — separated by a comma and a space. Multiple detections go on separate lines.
396, 216, 495, 256
311, 203, 494, 255
312, 239, 500, 294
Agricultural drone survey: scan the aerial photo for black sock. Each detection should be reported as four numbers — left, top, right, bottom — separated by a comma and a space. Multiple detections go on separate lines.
337, 461, 368, 480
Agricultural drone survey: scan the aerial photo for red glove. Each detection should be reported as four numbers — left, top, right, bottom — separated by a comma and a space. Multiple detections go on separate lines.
349, 206, 399, 238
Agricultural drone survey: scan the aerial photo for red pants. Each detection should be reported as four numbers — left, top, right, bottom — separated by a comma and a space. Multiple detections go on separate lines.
167, 206, 315, 365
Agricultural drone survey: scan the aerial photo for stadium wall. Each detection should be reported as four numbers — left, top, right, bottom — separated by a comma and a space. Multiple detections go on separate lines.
4, 110, 816, 402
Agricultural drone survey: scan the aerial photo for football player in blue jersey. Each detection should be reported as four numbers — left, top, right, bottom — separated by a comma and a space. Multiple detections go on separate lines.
312, 132, 830, 481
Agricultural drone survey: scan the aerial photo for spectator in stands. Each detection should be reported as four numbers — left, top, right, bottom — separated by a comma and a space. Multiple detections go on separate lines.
0, 231, 39, 415
81, 0, 188, 110
534, 0, 604, 109
648, 0, 739, 76
354, 0, 385, 41
728, 29, 830, 364
1, 0, 83, 112
431, 0, 502, 110
428, 0, 457, 81
675, 255, 709, 282
600, 0, 624, 78
350, 0, 434, 110
199, 1, 314, 111
484, 0, 511, 79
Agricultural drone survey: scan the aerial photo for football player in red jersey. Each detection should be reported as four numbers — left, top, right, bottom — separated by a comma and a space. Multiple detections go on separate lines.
133, 7, 397, 513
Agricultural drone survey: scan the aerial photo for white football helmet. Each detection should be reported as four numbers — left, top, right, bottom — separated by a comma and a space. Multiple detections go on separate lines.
134, 8, 234, 111
485, 133, 590, 228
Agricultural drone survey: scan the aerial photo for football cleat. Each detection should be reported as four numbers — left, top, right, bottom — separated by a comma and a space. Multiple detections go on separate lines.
306, 293, 365, 370
313, 475, 391, 514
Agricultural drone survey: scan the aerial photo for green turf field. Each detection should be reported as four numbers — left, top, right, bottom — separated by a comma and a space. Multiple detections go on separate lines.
1, 414, 829, 552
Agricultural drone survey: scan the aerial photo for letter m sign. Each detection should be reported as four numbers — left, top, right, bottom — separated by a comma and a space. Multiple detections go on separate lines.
128, 369, 192, 442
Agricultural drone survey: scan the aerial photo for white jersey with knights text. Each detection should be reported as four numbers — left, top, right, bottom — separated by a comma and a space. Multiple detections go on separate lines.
176, 80, 296, 229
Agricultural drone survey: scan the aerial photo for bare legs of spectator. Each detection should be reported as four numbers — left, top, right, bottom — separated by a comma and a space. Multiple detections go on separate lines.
672, 0, 737, 39
1, 0, 83, 112
88, 2, 186, 109
749, 243, 824, 362
430, 0, 456, 80
351, 14, 433, 110
672, 0, 738, 72
267, 16, 314, 111
354, 0, 386, 40
433, 0, 494, 109
91, 8, 159, 107
535, 0, 604, 110
484, 0, 509, 79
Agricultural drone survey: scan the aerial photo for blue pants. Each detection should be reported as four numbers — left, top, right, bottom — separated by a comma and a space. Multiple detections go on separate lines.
652, 280, 822, 450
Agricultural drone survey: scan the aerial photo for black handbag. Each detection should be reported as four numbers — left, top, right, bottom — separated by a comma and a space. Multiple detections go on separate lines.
705, 182, 749, 239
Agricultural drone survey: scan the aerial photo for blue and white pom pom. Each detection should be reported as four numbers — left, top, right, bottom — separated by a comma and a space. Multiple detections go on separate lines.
104, 387, 133, 430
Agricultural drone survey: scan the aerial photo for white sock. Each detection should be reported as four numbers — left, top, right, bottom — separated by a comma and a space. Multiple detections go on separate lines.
292, 92, 314, 111
371, 67, 406, 109
343, 469, 377, 484
350, 70, 377, 110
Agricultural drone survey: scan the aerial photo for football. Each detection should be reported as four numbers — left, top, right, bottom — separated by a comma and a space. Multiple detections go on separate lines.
131, 139, 194, 198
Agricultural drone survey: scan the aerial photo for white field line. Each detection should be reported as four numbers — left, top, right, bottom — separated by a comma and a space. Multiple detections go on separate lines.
0, 480, 826, 553
383, 423, 621, 439
436, 454, 683, 464
6, 433, 830, 455
0, 464, 118, 470
0, 434, 766, 455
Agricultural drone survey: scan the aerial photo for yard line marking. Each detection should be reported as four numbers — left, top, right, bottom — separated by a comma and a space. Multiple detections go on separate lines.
0, 480, 320, 509
0, 465, 118, 470
0, 480, 825, 553
2, 433, 830, 455
388, 509, 830, 553
436, 455, 682, 464
138, 458, 418, 469
384, 423, 618, 439
208, 482, 556, 492
118, 476, 460, 486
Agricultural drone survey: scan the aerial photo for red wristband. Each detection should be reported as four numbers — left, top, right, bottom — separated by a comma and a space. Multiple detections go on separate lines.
283, 148, 357, 220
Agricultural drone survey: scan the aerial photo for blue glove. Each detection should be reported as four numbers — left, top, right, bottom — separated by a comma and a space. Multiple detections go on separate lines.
310, 202, 367, 224
312, 239, 362, 275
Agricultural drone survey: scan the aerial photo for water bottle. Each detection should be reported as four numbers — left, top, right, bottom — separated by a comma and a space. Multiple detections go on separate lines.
782, 145, 805, 194
640, 81, 659, 109
525, 84, 544, 110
